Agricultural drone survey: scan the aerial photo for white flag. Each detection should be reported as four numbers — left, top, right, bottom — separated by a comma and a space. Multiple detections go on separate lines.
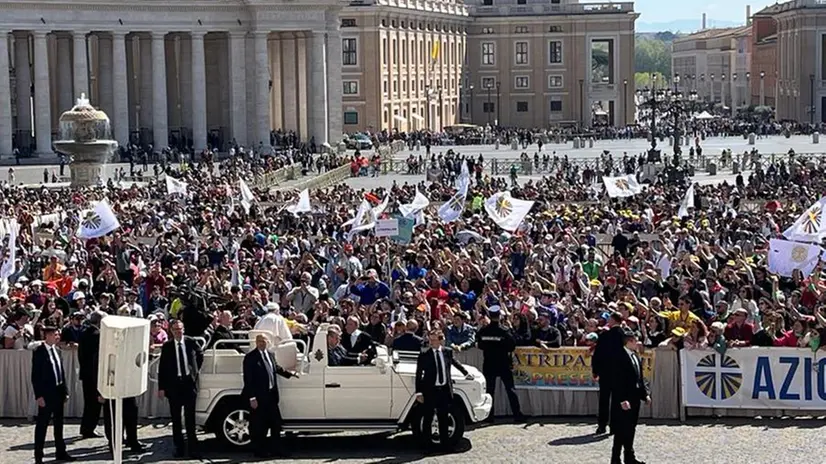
165, 176, 188, 195
603, 175, 642, 198
77, 199, 121, 239
457, 160, 470, 193
783, 197, 826, 244
438, 172, 469, 224
678, 184, 695, 218
0, 219, 19, 279
768, 239, 822, 278
239, 179, 256, 214
346, 200, 377, 241
483, 191, 535, 232
286, 189, 312, 215
373, 193, 391, 218
399, 189, 430, 218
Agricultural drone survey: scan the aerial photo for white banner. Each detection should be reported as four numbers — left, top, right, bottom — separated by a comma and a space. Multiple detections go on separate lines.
681, 348, 826, 410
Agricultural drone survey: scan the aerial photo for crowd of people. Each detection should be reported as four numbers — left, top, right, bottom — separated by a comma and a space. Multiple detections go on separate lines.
6, 131, 826, 460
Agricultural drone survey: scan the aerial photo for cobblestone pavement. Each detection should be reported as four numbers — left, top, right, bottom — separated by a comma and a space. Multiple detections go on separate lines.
2, 417, 822, 464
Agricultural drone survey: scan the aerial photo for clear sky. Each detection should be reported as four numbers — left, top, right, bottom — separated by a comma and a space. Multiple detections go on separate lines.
630, 0, 781, 23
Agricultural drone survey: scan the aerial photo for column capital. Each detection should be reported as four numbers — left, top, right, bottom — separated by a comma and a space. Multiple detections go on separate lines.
111, 30, 128, 39
190, 30, 207, 40
251, 30, 270, 39
229, 31, 247, 39
311, 30, 326, 38
73, 30, 90, 37
32, 30, 50, 39
150, 31, 167, 40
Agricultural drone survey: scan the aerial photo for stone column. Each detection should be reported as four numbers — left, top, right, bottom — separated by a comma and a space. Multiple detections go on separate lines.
151, 31, 168, 150
179, 35, 192, 135
97, 34, 114, 118
57, 35, 73, 114
270, 36, 283, 131
229, 32, 248, 146
297, 36, 309, 139
33, 31, 52, 156
190, 31, 207, 152
253, 31, 271, 148
73, 30, 89, 99
139, 35, 152, 130
281, 33, 298, 132
326, 28, 342, 144
309, 31, 328, 145
14, 33, 32, 135
0, 31, 12, 156
112, 32, 130, 147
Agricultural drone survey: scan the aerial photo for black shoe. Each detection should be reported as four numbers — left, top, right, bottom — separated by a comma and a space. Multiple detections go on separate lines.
128, 442, 145, 452
174, 449, 186, 458
595, 426, 607, 435
55, 454, 76, 462
82, 432, 104, 439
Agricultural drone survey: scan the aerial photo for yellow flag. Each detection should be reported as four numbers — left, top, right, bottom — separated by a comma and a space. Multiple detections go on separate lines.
431, 41, 440, 62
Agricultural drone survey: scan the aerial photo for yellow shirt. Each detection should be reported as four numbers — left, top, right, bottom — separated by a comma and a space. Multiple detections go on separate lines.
657, 310, 700, 330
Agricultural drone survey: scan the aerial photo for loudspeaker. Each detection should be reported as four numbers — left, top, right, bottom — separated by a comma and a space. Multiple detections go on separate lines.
98, 316, 151, 399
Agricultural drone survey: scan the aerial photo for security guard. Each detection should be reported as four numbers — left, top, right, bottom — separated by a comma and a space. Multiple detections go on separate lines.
476, 306, 525, 423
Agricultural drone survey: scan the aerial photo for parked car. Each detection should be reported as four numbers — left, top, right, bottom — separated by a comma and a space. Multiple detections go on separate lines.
346, 133, 373, 150
188, 324, 492, 449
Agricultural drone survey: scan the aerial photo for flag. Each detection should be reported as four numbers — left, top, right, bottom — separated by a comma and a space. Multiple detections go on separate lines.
457, 160, 470, 193
768, 239, 822, 278
783, 197, 826, 243
165, 176, 188, 195
77, 200, 121, 239
0, 219, 18, 280
286, 189, 312, 215
230, 242, 241, 286
483, 191, 535, 232
603, 175, 642, 198
373, 193, 390, 218
438, 178, 469, 224
399, 189, 430, 218
678, 184, 695, 218
225, 184, 235, 214
430, 40, 440, 70
239, 179, 256, 214
346, 200, 377, 241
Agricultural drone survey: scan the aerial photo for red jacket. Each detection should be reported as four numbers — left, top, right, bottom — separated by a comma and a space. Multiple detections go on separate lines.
724, 321, 755, 346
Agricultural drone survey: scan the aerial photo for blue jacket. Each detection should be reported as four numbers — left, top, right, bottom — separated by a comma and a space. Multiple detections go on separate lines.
446, 323, 476, 350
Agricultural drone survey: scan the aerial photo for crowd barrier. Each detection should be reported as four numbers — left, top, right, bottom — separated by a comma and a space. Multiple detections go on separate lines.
7, 346, 816, 420
274, 164, 351, 192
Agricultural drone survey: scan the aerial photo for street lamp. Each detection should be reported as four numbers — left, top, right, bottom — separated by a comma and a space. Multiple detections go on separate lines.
732, 73, 738, 111
673, 73, 680, 93
637, 74, 687, 160
721, 73, 727, 111
700, 73, 705, 102
760, 71, 766, 107
469, 84, 475, 124
495, 81, 501, 127
486, 81, 492, 126
437, 85, 444, 130
623, 79, 628, 125
424, 84, 432, 130
745, 71, 751, 106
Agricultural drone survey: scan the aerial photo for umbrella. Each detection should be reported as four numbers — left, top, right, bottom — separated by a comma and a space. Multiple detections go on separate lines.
455, 230, 484, 244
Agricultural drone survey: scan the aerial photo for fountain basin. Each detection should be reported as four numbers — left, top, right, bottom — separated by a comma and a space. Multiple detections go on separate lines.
54, 94, 118, 187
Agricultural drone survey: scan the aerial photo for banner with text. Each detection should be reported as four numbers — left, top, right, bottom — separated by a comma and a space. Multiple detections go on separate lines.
681, 348, 826, 409
512, 347, 656, 390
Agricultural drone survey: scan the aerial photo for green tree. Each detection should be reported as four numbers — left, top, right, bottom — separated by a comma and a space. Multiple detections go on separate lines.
635, 38, 672, 88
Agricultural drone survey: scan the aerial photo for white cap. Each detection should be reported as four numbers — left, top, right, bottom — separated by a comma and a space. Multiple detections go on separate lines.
266, 302, 280, 312
74, 292, 86, 300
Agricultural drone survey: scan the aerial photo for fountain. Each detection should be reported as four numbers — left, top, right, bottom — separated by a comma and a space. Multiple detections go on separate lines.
53, 93, 117, 187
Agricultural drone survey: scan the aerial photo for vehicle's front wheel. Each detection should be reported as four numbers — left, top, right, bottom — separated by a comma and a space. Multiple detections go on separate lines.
412, 403, 466, 448
215, 404, 253, 448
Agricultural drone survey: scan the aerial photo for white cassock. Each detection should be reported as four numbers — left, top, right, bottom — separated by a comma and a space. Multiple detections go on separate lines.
253, 313, 293, 344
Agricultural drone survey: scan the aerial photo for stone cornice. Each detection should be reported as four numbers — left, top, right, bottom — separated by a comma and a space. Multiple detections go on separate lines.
0, 1, 338, 13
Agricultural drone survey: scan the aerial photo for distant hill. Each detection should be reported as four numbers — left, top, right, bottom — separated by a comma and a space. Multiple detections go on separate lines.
637, 19, 744, 33
636, 32, 681, 42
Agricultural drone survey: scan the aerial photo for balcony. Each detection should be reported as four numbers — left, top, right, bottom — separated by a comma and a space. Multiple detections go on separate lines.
468, 2, 634, 17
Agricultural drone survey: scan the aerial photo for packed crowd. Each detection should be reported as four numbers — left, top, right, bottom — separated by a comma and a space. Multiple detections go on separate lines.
1, 141, 826, 361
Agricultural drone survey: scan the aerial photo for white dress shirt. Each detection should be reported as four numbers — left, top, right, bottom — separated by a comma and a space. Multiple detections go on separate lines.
349, 329, 361, 349
624, 347, 639, 378
175, 339, 190, 376
433, 347, 447, 387
254, 312, 293, 344
260, 349, 274, 389
47, 344, 63, 385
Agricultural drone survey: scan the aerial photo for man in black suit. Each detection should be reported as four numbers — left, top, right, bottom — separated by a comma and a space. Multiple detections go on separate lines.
392, 319, 425, 352
592, 313, 625, 435
327, 325, 367, 366
414, 328, 473, 450
157, 320, 204, 458
77, 311, 103, 439
242, 333, 298, 458
609, 328, 650, 464
32, 326, 75, 464
342, 316, 377, 362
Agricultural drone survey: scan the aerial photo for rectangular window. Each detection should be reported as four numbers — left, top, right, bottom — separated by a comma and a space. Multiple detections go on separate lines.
550, 97, 563, 112
482, 27, 495, 34
482, 77, 496, 89
383, 38, 388, 65
549, 40, 563, 64
548, 75, 563, 88
343, 81, 359, 95
483, 102, 495, 113
482, 42, 495, 65
515, 76, 529, 89
515, 41, 528, 65
517, 101, 528, 112
344, 111, 359, 125
341, 18, 357, 28
343, 38, 357, 66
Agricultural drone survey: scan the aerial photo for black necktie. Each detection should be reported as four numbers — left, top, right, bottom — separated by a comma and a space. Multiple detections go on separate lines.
436, 350, 445, 385
50, 347, 62, 385
178, 342, 187, 377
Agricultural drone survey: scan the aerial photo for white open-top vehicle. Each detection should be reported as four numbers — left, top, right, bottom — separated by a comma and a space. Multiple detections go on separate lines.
189, 323, 492, 448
